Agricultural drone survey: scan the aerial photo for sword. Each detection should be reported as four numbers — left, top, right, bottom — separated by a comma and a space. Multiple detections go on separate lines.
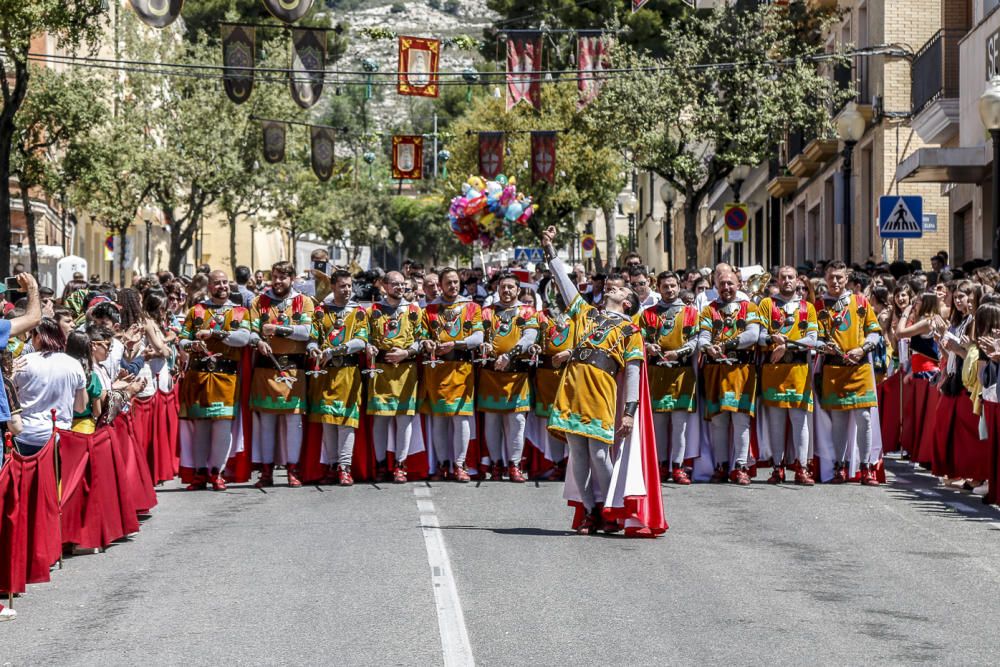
265, 350, 298, 387
423, 346, 444, 368
362, 350, 384, 377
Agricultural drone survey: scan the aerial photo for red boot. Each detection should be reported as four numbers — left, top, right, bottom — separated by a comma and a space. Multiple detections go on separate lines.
453, 466, 471, 483
393, 465, 407, 484
767, 466, 785, 485
830, 463, 848, 484
490, 462, 504, 481
793, 462, 815, 486
429, 463, 449, 481
254, 464, 274, 489
671, 468, 692, 485
186, 470, 208, 491
375, 460, 390, 483
729, 467, 751, 486
860, 465, 880, 486
338, 465, 354, 486
286, 464, 303, 488
208, 470, 227, 492
507, 464, 526, 483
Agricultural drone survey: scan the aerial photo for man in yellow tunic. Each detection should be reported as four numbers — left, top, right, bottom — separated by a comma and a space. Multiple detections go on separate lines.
178, 270, 252, 491
420, 268, 484, 482
308, 270, 368, 486
816, 260, 883, 485
756, 265, 818, 486
366, 271, 423, 484
478, 272, 539, 483
696, 269, 760, 485
637, 270, 699, 485
250, 261, 316, 488
541, 228, 644, 533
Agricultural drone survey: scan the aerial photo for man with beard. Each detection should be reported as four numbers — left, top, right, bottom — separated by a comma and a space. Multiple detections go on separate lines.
178, 271, 252, 490
637, 271, 699, 485
816, 260, 883, 485
308, 270, 368, 486
366, 271, 424, 483
697, 269, 761, 485
757, 265, 819, 485
250, 261, 316, 488
478, 272, 539, 482
421, 268, 484, 482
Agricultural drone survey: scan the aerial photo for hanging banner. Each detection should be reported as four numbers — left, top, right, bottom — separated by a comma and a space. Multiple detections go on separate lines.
262, 121, 286, 164
506, 33, 542, 111
391, 135, 423, 180
530, 131, 557, 185
222, 25, 255, 104
290, 29, 326, 109
310, 126, 336, 182
261, 0, 314, 24
128, 0, 184, 29
577, 34, 609, 108
478, 132, 505, 180
397, 36, 440, 98
631, 0, 650, 12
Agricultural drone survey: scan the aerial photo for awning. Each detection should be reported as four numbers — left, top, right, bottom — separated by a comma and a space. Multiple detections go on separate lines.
895, 145, 991, 183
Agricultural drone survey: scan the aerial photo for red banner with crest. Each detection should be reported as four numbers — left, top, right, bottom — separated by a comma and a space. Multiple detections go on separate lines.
531, 131, 557, 185
392, 135, 424, 180
478, 132, 505, 179
397, 36, 440, 97
577, 34, 609, 108
506, 33, 542, 111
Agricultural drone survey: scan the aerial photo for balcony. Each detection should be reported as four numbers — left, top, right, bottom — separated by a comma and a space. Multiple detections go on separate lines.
766, 175, 799, 199
911, 29, 962, 145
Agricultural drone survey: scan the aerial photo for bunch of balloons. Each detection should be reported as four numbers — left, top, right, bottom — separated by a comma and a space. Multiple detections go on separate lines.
448, 175, 536, 246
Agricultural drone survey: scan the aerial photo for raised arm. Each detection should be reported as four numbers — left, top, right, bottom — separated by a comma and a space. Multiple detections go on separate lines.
541, 226, 579, 307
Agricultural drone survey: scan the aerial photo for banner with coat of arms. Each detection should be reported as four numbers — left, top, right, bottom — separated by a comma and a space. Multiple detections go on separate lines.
310, 126, 336, 182
222, 25, 255, 105
577, 34, 609, 108
530, 131, 557, 185
397, 36, 440, 98
261, 0, 314, 24
478, 132, 505, 180
290, 29, 326, 109
391, 135, 423, 180
261, 121, 287, 164
506, 33, 542, 111
128, 0, 184, 29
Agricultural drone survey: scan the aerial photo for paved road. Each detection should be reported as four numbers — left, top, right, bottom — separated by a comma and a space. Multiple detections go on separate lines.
4, 458, 1000, 666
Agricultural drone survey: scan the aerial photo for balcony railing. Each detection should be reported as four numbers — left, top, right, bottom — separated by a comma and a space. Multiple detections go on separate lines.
833, 55, 872, 114
912, 29, 963, 116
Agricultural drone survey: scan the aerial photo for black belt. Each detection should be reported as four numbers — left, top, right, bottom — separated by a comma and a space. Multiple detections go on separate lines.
191, 357, 238, 374
323, 355, 360, 368
255, 353, 307, 370
436, 350, 474, 362
482, 358, 533, 373
766, 351, 810, 365
570, 347, 619, 376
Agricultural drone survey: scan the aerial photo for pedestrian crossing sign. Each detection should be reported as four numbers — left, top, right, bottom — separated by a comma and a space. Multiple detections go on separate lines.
879, 196, 923, 239
513, 247, 544, 264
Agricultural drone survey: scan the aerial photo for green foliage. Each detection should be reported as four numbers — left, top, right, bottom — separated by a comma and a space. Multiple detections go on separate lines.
443, 0, 461, 15
390, 195, 466, 265
390, 2, 407, 12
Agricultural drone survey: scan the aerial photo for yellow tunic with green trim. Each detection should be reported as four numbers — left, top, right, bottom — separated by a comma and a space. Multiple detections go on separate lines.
367, 300, 423, 416
179, 302, 250, 420
533, 309, 579, 417
478, 303, 538, 413
817, 293, 881, 410
636, 301, 699, 413
249, 292, 315, 414
548, 296, 644, 445
420, 298, 482, 417
757, 297, 818, 412
699, 300, 759, 419
308, 301, 368, 427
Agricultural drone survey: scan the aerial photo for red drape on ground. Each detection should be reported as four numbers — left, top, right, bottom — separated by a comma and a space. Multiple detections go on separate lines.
150, 388, 180, 483
104, 423, 140, 537
0, 434, 61, 594
878, 374, 902, 452
936, 392, 991, 481
133, 395, 155, 479
985, 402, 1000, 505
59, 428, 128, 549
110, 415, 157, 514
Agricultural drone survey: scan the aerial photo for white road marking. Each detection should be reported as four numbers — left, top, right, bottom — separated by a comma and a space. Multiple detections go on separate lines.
414, 487, 475, 667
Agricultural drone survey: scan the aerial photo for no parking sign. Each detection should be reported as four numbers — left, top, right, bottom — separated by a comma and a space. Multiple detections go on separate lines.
724, 203, 748, 242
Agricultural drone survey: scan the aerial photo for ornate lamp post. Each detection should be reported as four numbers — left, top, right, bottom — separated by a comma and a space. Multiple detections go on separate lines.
979, 76, 1000, 268
619, 192, 639, 252
659, 182, 677, 270
836, 102, 866, 264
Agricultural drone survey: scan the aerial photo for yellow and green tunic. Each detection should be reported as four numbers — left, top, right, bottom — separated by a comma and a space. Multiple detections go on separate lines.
179, 302, 250, 419
421, 298, 483, 417
548, 297, 644, 445
757, 297, 818, 412
478, 303, 538, 413
699, 300, 759, 419
249, 292, 315, 414
636, 300, 699, 413
533, 308, 579, 418
308, 300, 368, 428
817, 294, 881, 410
367, 300, 423, 416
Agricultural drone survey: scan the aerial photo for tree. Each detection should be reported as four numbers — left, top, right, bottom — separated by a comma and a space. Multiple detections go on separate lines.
0, 1, 107, 277
582, 4, 846, 268
444, 82, 623, 260
13, 65, 105, 273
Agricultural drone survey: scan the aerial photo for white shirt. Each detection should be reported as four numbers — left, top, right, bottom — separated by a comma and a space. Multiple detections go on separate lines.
14, 352, 86, 448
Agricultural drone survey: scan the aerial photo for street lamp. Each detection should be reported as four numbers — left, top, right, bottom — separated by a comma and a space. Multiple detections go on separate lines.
619, 192, 639, 252
837, 101, 866, 264
979, 76, 1000, 268
659, 181, 677, 270
379, 224, 389, 268
395, 230, 404, 267
726, 164, 751, 202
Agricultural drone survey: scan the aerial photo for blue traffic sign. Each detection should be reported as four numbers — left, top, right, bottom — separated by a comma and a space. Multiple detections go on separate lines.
879, 196, 923, 239
513, 247, 544, 263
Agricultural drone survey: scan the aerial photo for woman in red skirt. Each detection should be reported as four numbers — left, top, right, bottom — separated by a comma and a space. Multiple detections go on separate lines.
976, 301, 1000, 503
896, 290, 946, 468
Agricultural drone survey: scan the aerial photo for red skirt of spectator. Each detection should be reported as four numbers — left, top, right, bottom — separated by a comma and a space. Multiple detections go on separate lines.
985, 401, 1000, 504
150, 387, 180, 483
878, 373, 903, 452
935, 391, 990, 481
911, 378, 942, 468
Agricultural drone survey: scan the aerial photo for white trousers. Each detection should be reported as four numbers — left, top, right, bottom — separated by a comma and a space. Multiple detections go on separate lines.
191, 419, 233, 472
653, 412, 689, 467
322, 424, 356, 467
254, 413, 303, 465
830, 409, 873, 464
566, 434, 613, 510
372, 415, 415, 464
483, 412, 527, 465
764, 408, 810, 466
431, 415, 471, 467
710, 412, 752, 468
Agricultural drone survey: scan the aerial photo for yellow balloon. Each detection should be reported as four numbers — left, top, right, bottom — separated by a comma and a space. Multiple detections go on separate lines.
467, 176, 486, 192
